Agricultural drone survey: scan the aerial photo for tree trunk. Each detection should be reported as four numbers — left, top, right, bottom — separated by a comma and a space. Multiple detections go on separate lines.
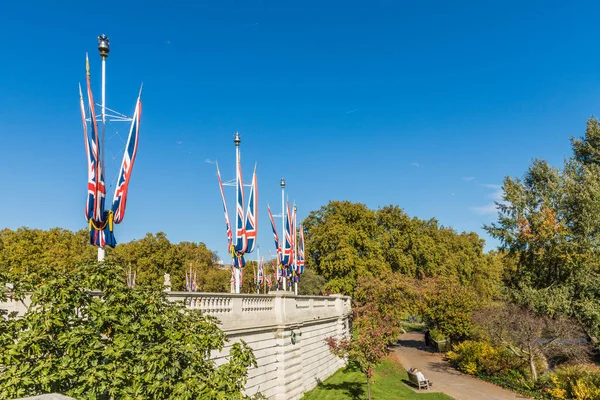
529, 355, 538, 381
366, 374, 372, 400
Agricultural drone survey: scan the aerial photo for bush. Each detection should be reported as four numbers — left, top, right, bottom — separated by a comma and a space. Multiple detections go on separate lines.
542, 364, 600, 400
429, 329, 446, 341
446, 340, 530, 377
447, 340, 499, 375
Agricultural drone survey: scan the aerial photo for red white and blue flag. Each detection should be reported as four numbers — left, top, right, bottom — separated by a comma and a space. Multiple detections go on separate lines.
81, 54, 140, 248
216, 163, 233, 247
268, 204, 280, 258
112, 92, 141, 224
297, 225, 305, 275
235, 158, 247, 253
281, 202, 293, 267
244, 166, 258, 254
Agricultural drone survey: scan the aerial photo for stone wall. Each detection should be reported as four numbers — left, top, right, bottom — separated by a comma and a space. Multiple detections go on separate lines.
2, 291, 352, 400
169, 292, 352, 399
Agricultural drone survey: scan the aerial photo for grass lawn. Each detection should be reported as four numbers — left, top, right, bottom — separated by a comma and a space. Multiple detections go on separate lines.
400, 322, 426, 332
300, 355, 454, 400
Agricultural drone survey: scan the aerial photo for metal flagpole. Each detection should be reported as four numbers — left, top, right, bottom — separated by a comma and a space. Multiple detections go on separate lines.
294, 204, 298, 295
234, 133, 241, 294
280, 178, 286, 291
97, 34, 109, 262
256, 245, 260, 294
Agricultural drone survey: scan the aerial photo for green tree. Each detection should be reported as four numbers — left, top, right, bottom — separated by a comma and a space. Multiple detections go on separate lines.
486, 117, 600, 343
297, 268, 327, 295
0, 262, 260, 399
420, 278, 479, 341
303, 201, 388, 295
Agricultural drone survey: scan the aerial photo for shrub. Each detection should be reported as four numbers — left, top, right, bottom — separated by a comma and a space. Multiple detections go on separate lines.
429, 329, 446, 341
543, 364, 600, 400
447, 340, 498, 375
446, 340, 530, 378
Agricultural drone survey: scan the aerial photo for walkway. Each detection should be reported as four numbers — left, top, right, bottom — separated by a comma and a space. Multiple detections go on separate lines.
392, 332, 530, 400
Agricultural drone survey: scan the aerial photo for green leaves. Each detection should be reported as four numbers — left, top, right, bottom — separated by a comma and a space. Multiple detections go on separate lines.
0, 261, 260, 399
304, 201, 502, 297
486, 117, 600, 344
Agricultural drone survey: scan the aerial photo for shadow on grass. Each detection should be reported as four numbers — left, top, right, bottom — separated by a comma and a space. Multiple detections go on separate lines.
315, 381, 365, 399
314, 363, 365, 400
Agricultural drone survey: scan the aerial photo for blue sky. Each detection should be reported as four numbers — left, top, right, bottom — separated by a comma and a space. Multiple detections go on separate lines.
1, 0, 600, 261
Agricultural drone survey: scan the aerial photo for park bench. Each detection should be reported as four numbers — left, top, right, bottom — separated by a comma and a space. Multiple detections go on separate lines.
407, 370, 431, 390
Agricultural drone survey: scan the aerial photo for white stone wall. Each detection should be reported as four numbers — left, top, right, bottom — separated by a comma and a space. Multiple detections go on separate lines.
171, 291, 352, 400
2, 291, 352, 400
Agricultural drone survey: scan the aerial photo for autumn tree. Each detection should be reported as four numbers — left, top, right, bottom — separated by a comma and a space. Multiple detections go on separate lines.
326, 302, 400, 400
473, 304, 591, 381
486, 117, 600, 343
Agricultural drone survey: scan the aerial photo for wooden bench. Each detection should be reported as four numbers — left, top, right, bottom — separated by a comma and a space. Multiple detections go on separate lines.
407, 370, 431, 390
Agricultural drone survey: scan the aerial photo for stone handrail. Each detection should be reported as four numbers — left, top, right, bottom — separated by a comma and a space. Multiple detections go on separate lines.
167, 292, 352, 333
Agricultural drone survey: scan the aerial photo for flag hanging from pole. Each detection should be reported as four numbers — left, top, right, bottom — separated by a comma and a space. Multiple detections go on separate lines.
235, 157, 246, 253
112, 92, 142, 224
281, 202, 293, 266
244, 166, 258, 254
298, 225, 305, 275
216, 163, 233, 247
268, 204, 280, 257
81, 54, 141, 248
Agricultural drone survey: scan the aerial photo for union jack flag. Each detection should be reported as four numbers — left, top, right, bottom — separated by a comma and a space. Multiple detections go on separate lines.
81, 54, 141, 248
281, 202, 293, 266
216, 163, 233, 246
297, 225, 305, 275
235, 158, 247, 253
112, 93, 141, 224
268, 204, 280, 257
244, 166, 258, 254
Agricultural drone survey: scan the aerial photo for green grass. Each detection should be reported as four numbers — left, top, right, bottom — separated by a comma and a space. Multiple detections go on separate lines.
400, 322, 426, 332
300, 356, 454, 400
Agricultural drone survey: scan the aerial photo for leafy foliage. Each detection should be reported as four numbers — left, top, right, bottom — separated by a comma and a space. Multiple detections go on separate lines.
0, 229, 231, 292
541, 364, 600, 400
420, 278, 479, 341
326, 303, 400, 400
0, 261, 259, 400
304, 201, 504, 296
486, 118, 600, 343
473, 303, 591, 382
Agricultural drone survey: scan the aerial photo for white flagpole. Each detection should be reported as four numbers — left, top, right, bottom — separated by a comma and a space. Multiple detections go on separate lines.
294, 204, 298, 296
280, 178, 286, 291
234, 133, 241, 294
256, 245, 260, 294
97, 34, 109, 262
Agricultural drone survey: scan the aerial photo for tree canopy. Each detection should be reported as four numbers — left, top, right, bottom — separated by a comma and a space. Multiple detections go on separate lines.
304, 201, 503, 297
0, 261, 259, 400
486, 117, 600, 343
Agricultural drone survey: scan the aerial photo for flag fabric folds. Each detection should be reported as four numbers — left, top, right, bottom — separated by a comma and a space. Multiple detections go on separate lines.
235, 159, 246, 253
81, 54, 141, 248
244, 166, 258, 254
297, 225, 305, 275
217, 163, 233, 247
281, 202, 293, 267
112, 93, 141, 224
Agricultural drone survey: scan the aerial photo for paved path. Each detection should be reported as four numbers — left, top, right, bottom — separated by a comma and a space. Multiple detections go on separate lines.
392, 332, 530, 400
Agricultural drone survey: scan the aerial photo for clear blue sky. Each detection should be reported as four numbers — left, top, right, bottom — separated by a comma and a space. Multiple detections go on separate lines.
1, 0, 600, 261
